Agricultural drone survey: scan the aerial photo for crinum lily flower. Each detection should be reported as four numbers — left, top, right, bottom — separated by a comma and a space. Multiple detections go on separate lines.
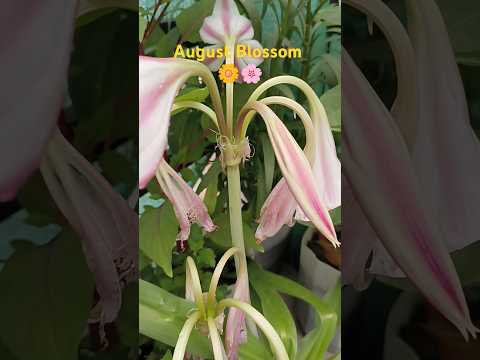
342, 0, 479, 338
405, 0, 480, 252
41, 128, 138, 345
173, 248, 289, 360
156, 158, 216, 251
199, 0, 263, 72
342, 48, 478, 338
340, 0, 419, 283
139, 56, 222, 250
243, 77, 341, 244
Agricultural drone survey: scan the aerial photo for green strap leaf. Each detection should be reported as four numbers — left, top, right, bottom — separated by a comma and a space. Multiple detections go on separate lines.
297, 281, 340, 360
139, 280, 212, 358
250, 277, 298, 358
248, 263, 339, 360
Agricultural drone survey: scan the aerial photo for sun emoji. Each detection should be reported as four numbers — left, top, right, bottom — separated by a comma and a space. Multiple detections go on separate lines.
218, 64, 238, 84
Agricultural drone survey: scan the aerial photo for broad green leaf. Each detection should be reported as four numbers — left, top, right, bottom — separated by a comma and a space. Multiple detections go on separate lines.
139, 280, 212, 358
143, 26, 165, 55
310, 54, 340, 86
156, 28, 181, 58
239, 330, 273, 360
139, 203, 178, 277
169, 111, 207, 166
177, 0, 215, 42
250, 280, 297, 358
0, 232, 94, 360
197, 248, 217, 269
320, 85, 341, 132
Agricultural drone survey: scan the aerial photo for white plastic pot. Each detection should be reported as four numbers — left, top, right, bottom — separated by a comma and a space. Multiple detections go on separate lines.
254, 225, 291, 269
297, 228, 341, 355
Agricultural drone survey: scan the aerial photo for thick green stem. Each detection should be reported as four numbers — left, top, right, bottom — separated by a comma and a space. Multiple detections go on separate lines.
226, 164, 259, 336
226, 165, 248, 282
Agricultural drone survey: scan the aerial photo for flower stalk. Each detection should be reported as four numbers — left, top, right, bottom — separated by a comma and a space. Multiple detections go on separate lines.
225, 38, 236, 137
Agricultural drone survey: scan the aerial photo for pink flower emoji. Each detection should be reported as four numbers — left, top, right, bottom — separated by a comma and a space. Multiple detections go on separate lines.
241, 64, 262, 84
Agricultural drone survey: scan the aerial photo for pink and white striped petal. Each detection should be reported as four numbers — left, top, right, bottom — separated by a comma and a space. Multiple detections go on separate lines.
139, 56, 193, 189
156, 159, 216, 245
41, 128, 137, 344
225, 272, 249, 360
200, 0, 253, 43
199, 0, 263, 75
235, 40, 264, 73
343, 50, 478, 339
255, 179, 297, 242
0, 1, 77, 201
405, 0, 480, 252
251, 102, 338, 247
203, 44, 226, 71
310, 102, 342, 210
245, 78, 340, 241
